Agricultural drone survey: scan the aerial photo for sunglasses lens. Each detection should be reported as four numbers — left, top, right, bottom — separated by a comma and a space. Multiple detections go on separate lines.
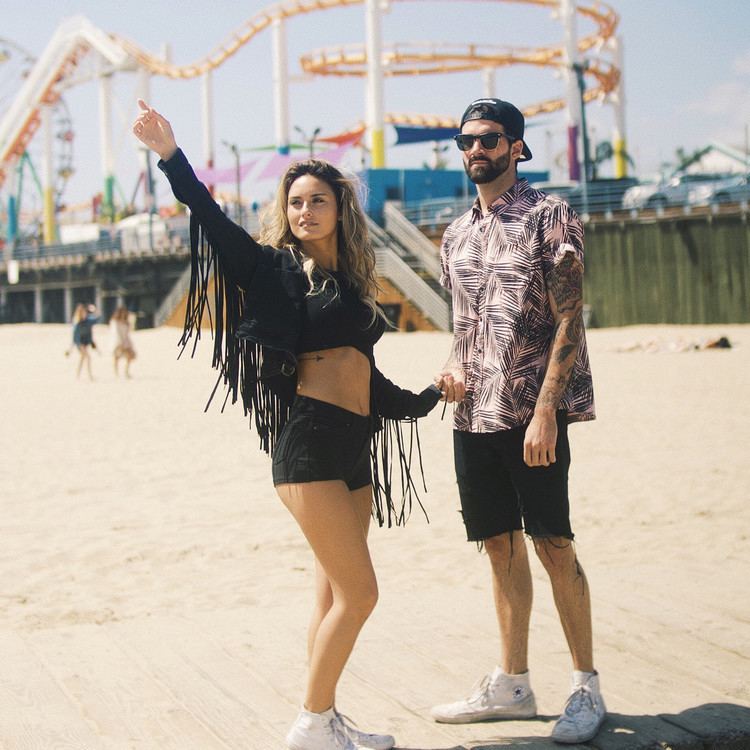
455, 133, 506, 151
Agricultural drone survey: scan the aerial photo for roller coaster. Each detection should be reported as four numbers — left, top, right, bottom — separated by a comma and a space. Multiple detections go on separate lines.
0, 0, 624, 247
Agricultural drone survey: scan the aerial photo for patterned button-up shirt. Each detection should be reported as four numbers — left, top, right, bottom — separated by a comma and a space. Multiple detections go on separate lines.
440, 179, 595, 432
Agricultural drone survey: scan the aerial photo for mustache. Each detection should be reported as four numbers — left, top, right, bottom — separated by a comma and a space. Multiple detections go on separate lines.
469, 156, 491, 165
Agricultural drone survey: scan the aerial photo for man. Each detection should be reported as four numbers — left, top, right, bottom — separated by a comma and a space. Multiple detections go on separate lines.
431, 98, 605, 744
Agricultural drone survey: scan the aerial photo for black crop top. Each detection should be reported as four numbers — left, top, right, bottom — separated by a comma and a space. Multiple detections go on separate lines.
297, 271, 386, 358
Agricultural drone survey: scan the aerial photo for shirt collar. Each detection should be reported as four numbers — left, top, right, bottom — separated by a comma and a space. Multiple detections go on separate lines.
471, 178, 531, 221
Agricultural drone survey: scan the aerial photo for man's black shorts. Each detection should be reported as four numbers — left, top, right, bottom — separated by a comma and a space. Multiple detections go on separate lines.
272, 395, 372, 490
453, 411, 573, 542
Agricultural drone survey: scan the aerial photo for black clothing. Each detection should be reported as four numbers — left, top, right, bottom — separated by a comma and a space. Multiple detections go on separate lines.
157, 149, 440, 526
297, 272, 386, 359
453, 410, 573, 542
272, 395, 372, 491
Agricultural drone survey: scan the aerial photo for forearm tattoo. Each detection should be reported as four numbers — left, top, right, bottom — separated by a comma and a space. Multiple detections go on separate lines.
538, 254, 585, 409
298, 353, 325, 362
554, 310, 583, 364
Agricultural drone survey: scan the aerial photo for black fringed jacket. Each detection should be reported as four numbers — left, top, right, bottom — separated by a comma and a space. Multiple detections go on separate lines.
158, 149, 440, 526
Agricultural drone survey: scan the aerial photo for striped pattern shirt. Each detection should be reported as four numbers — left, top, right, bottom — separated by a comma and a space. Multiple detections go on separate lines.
440, 179, 595, 432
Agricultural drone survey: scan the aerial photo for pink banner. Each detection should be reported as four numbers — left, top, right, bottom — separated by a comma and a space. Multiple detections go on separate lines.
257, 143, 355, 180
194, 160, 257, 184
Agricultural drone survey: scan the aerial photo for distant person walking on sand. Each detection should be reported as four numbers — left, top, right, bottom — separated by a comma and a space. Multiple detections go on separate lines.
69, 303, 99, 380
431, 98, 605, 744
110, 306, 136, 378
134, 99, 440, 750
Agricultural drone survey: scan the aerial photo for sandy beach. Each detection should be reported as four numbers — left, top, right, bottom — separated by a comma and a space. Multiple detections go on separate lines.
1, 322, 749, 749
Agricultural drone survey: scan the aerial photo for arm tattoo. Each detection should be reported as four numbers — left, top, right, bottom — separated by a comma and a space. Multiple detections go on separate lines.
539, 295, 585, 410
547, 253, 583, 315
554, 309, 584, 364
535, 253, 585, 413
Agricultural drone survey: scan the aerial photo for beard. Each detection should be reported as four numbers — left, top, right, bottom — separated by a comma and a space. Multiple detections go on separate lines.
464, 150, 511, 184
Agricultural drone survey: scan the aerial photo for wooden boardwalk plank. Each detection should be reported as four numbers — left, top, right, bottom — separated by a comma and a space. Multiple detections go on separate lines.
27, 624, 230, 750
111, 616, 290, 750
0, 631, 106, 750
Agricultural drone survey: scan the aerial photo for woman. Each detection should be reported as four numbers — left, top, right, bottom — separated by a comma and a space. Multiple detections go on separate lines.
70, 303, 99, 380
133, 99, 440, 750
110, 306, 136, 378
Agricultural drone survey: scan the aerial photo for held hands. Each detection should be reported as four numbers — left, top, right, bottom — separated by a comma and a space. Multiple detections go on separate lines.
523, 410, 558, 467
132, 99, 178, 161
434, 367, 466, 403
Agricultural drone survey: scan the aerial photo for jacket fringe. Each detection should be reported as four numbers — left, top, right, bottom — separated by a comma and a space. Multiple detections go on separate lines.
178, 215, 290, 455
371, 417, 429, 527
178, 215, 426, 523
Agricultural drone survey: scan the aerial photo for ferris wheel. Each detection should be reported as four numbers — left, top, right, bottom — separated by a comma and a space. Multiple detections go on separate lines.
0, 37, 74, 243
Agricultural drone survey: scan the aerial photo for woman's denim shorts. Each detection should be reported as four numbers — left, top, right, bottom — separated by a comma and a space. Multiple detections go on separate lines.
272, 395, 372, 490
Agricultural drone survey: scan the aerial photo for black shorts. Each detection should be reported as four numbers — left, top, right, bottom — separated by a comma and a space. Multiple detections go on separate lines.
453, 411, 573, 542
272, 395, 372, 490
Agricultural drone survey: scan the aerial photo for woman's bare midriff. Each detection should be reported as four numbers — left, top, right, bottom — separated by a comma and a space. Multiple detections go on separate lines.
296, 346, 371, 416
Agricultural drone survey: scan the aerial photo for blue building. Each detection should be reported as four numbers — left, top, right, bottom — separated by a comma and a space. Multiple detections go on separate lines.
362, 167, 549, 223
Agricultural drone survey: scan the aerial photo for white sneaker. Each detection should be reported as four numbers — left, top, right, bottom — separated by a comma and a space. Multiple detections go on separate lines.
551, 671, 607, 743
431, 667, 537, 723
286, 708, 359, 750
334, 710, 395, 750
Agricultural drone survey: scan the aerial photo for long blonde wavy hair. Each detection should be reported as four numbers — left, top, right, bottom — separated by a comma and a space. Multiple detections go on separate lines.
258, 159, 384, 325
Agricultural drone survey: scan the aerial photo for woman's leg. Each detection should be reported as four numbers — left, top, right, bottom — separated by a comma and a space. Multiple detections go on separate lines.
308, 558, 333, 664
277, 480, 377, 713
76, 346, 90, 378
84, 346, 93, 380
307, 484, 372, 662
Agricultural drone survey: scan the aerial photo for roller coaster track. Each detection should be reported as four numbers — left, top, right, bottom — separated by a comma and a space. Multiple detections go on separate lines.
110, 0, 617, 79
0, 16, 131, 188
0, 0, 619, 189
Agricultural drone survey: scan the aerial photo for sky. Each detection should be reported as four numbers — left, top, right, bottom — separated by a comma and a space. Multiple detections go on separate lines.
2, 0, 750, 214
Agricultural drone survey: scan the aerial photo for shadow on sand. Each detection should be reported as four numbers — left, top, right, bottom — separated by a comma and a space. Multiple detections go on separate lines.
394, 702, 750, 749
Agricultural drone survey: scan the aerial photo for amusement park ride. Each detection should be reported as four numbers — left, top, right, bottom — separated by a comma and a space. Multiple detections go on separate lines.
0, 0, 625, 251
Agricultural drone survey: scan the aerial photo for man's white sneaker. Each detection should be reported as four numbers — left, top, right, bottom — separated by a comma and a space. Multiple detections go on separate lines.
431, 667, 537, 723
286, 707, 359, 750
551, 671, 607, 744
334, 710, 395, 750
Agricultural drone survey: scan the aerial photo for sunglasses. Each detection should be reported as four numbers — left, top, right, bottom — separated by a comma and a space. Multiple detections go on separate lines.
454, 132, 515, 152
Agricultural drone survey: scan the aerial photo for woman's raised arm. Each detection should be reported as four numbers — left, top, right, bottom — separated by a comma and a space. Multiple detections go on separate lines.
132, 99, 264, 289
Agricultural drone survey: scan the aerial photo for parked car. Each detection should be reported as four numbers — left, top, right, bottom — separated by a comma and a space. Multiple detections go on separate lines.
688, 174, 750, 206
534, 177, 639, 214
622, 172, 739, 209
569, 177, 639, 213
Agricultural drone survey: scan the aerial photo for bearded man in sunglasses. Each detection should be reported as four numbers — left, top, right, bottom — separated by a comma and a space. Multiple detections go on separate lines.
432, 98, 605, 744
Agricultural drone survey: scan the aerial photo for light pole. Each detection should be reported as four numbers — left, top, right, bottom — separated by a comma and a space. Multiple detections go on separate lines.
222, 140, 243, 226
294, 125, 321, 157
572, 61, 592, 216
140, 147, 156, 251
